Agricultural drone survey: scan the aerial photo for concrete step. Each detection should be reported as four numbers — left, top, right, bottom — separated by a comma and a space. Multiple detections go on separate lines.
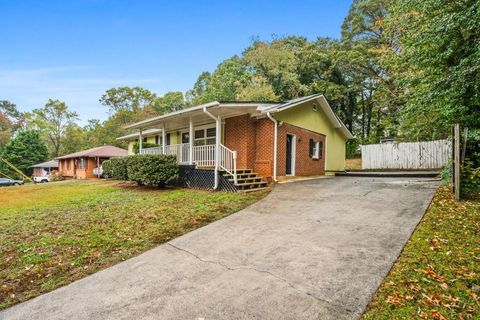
235, 181, 268, 190
238, 187, 271, 193
229, 177, 264, 183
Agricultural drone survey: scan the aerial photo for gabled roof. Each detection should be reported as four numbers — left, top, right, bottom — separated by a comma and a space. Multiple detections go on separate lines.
55, 145, 128, 160
261, 94, 354, 139
30, 160, 59, 168
121, 94, 354, 139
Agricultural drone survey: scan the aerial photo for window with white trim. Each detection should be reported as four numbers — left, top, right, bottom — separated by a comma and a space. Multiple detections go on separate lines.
309, 139, 323, 159
194, 127, 216, 146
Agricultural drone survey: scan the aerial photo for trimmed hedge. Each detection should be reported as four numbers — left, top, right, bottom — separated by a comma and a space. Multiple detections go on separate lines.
103, 154, 179, 187
102, 157, 128, 180
127, 155, 178, 187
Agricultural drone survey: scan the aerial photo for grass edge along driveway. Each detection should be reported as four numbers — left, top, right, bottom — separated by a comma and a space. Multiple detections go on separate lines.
0, 180, 268, 310
363, 186, 480, 320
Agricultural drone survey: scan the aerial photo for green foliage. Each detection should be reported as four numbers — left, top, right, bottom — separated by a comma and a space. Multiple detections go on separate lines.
154, 91, 186, 114
1, 130, 49, 176
27, 99, 79, 157
126, 155, 179, 187
464, 128, 480, 168
132, 142, 158, 154
6, 0, 479, 158
49, 172, 64, 182
384, 0, 480, 139
0, 101, 24, 149
460, 161, 480, 199
440, 162, 452, 183
102, 157, 128, 180
99, 86, 158, 114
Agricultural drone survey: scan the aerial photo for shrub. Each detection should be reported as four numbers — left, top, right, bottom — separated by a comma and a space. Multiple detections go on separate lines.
460, 160, 480, 199
126, 154, 178, 187
102, 157, 128, 180
50, 172, 64, 182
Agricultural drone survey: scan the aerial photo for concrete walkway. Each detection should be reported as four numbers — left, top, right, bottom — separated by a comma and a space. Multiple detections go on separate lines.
1, 177, 439, 320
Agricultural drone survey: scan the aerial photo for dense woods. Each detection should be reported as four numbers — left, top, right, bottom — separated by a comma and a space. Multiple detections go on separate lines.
1, 0, 478, 175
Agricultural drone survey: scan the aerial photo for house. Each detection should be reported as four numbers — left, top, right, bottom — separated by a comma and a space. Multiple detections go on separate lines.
55, 145, 128, 179
30, 160, 59, 178
117, 94, 353, 191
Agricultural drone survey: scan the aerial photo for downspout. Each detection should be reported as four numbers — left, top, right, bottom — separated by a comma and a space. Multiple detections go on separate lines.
266, 112, 278, 182
203, 105, 220, 190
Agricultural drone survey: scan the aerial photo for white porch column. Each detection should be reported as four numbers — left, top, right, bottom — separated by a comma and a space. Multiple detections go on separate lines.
214, 115, 221, 189
139, 128, 143, 154
202, 105, 221, 190
189, 118, 193, 164
161, 123, 166, 154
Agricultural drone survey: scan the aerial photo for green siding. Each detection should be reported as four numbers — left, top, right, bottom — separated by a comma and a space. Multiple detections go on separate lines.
275, 102, 347, 172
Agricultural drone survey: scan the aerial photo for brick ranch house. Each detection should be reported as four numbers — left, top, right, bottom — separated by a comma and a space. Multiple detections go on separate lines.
117, 94, 353, 191
55, 145, 127, 179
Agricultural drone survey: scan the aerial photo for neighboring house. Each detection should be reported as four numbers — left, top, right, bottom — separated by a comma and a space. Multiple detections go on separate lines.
117, 94, 353, 191
30, 160, 59, 178
55, 145, 128, 179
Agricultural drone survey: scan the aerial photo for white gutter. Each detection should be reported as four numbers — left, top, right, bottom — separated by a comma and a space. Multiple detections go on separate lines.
203, 105, 221, 190
266, 112, 278, 182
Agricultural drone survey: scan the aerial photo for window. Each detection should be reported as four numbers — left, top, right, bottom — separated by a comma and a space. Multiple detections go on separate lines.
143, 137, 147, 143
67, 160, 71, 170
79, 158, 86, 169
193, 127, 216, 146
166, 133, 171, 145
155, 135, 162, 145
309, 139, 323, 159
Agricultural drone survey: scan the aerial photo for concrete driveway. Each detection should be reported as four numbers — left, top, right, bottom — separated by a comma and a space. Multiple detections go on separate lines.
1, 177, 439, 320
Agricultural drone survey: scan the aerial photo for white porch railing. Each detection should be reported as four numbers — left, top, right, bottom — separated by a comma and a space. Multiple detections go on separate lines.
219, 144, 237, 184
140, 143, 237, 183
193, 145, 215, 167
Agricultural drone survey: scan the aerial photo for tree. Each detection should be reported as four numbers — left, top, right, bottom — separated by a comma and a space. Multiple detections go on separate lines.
29, 99, 79, 157
187, 56, 252, 104
0, 100, 24, 149
0, 130, 48, 176
340, 0, 398, 141
99, 86, 158, 114
61, 123, 87, 155
155, 91, 186, 114
384, 0, 480, 140
243, 37, 309, 100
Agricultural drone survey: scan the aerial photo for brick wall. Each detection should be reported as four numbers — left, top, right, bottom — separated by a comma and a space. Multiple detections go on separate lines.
223, 115, 326, 179
224, 114, 256, 169
277, 123, 326, 176
59, 157, 99, 179
254, 118, 275, 178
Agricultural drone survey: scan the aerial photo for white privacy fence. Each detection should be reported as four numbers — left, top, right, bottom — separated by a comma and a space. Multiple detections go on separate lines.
361, 139, 451, 170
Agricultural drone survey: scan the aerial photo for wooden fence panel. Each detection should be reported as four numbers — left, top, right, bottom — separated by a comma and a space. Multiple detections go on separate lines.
361, 140, 450, 170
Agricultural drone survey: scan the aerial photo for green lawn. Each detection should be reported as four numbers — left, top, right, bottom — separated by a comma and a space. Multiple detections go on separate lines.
0, 180, 268, 309
363, 186, 480, 319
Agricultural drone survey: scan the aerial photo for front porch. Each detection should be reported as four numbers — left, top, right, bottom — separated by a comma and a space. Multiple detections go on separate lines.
140, 143, 268, 192
127, 102, 271, 191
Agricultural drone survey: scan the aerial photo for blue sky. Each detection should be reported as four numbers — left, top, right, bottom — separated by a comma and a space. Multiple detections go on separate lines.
0, 0, 352, 123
